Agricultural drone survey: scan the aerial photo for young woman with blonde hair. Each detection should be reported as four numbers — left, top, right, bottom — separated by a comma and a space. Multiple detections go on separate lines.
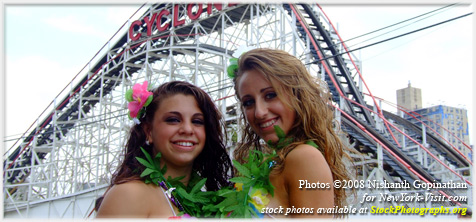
231, 48, 352, 218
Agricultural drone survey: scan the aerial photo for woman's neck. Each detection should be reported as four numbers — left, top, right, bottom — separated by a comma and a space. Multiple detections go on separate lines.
163, 164, 193, 186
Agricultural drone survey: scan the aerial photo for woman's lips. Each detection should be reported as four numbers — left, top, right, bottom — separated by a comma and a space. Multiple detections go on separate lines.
258, 117, 278, 131
172, 140, 196, 151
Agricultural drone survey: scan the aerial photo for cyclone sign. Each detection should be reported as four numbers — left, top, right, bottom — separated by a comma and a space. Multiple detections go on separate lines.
128, 3, 237, 41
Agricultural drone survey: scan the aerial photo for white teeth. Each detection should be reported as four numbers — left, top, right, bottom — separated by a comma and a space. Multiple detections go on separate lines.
260, 118, 277, 128
175, 142, 194, 147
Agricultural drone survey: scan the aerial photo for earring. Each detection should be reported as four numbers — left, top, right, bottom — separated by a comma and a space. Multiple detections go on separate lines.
145, 140, 150, 145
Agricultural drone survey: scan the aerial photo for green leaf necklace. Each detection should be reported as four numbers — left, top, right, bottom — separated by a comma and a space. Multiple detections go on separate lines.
136, 147, 212, 216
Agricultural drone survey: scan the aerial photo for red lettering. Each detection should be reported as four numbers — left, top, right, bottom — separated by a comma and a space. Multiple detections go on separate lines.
143, 13, 158, 36
207, 3, 222, 15
173, 5, 185, 27
156, 9, 170, 32
129, 20, 142, 41
129, 3, 238, 42
187, 4, 203, 20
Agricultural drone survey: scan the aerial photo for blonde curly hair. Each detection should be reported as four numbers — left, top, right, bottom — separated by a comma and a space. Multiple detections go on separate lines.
232, 48, 352, 209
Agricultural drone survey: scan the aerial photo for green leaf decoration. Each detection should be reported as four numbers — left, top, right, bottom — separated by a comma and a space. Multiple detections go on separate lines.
250, 161, 260, 176
217, 189, 235, 196
153, 157, 160, 169
140, 147, 154, 164
305, 140, 319, 148
214, 194, 238, 209
134, 133, 308, 218
227, 57, 239, 78
135, 157, 155, 169
229, 176, 251, 184
267, 125, 294, 150
229, 57, 238, 65
139, 168, 156, 178
151, 172, 162, 179
155, 152, 161, 159
224, 204, 241, 212
136, 148, 230, 217
144, 95, 153, 107
125, 88, 133, 102
190, 178, 207, 194
232, 160, 251, 178
274, 125, 285, 138
176, 188, 195, 201
227, 64, 238, 78
210, 147, 279, 218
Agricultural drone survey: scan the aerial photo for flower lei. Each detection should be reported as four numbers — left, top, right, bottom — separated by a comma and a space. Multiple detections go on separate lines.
136, 125, 319, 218
136, 147, 220, 217
207, 149, 277, 218
125, 81, 153, 124
213, 126, 319, 218
134, 126, 284, 218
137, 146, 277, 218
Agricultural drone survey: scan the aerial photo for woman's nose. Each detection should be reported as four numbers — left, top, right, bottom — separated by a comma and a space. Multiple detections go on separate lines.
179, 121, 194, 134
254, 99, 268, 119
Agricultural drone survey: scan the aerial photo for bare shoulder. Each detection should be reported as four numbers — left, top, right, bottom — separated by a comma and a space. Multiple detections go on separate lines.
107, 180, 155, 200
285, 144, 328, 168
283, 144, 335, 216
283, 144, 333, 187
96, 180, 156, 218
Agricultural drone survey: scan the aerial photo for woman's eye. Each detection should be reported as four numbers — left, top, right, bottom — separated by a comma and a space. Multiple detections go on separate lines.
192, 119, 205, 125
165, 117, 180, 123
265, 92, 277, 100
242, 99, 254, 108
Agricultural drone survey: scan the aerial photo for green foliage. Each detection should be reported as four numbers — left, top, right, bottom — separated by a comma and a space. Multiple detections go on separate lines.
227, 58, 239, 78
266, 125, 319, 150
205, 149, 277, 218
135, 148, 166, 186
134, 125, 316, 218
144, 95, 153, 107
305, 140, 319, 148
267, 125, 294, 150
125, 88, 133, 102
136, 147, 226, 217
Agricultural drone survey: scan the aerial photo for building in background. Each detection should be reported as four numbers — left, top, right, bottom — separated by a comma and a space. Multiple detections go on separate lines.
396, 83, 471, 161
396, 81, 422, 111
408, 105, 471, 161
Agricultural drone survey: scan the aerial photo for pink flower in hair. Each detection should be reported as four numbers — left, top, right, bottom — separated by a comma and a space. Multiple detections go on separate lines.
125, 81, 153, 122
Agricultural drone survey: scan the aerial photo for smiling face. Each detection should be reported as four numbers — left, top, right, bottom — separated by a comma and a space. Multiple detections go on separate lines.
237, 69, 296, 143
147, 94, 205, 169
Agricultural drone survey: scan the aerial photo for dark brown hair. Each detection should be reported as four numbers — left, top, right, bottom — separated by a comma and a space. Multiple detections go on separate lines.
95, 81, 232, 211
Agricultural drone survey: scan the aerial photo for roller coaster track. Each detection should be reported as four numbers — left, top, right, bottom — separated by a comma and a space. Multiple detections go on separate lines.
3, 4, 254, 213
383, 109, 470, 168
3, 3, 249, 183
285, 3, 470, 204
3, 3, 471, 217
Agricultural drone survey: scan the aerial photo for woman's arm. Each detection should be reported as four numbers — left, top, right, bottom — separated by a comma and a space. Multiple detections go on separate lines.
284, 144, 335, 218
96, 181, 151, 218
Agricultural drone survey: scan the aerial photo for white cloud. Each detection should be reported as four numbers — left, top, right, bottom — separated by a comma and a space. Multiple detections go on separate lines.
5, 55, 78, 148
43, 15, 110, 39
104, 5, 142, 27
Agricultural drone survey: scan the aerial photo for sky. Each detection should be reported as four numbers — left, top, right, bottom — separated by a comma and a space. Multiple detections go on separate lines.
3, 4, 144, 151
2, 3, 474, 152
321, 4, 473, 144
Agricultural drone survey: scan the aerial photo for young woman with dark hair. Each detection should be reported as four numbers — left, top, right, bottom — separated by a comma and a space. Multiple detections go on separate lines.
95, 81, 232, 218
